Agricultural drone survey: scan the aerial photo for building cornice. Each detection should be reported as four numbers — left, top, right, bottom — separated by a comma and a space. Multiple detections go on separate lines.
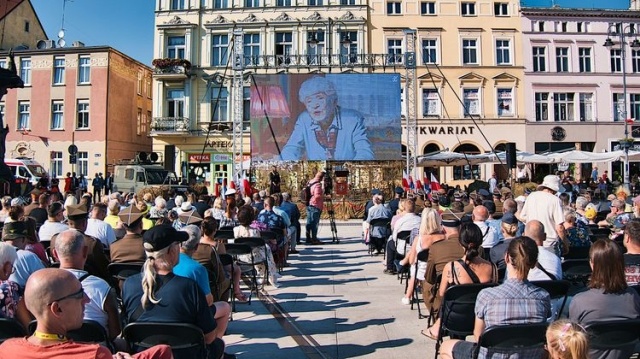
0, 46, 151, 69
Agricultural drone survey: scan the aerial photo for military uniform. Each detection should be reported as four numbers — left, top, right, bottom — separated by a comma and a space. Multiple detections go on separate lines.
110, 233, 146, 263
422, 234, 465, 313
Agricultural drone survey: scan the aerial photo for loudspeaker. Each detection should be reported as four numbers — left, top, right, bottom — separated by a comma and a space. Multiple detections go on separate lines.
164, 145, 175, 171
506, 142, 517, 169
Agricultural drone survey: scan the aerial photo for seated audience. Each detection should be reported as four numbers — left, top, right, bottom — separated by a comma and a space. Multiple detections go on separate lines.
560, 209, 590, 251
235, 205, 279, 287
385, 199, 421, 275
472, 205, 499, 249
524, 220, 562, 282
37, 202, 68, 243
623, 218, 640, 285
439, 236, 551, 358
569, 239, 640, 359
109, 205, 146, 264
4, 221, 46, 290
0, 242, 31, 328
365, 193, 392, 256
545, 320, 589, 359
0, 268, 171, 359
192, 216, 235, 302
85, 203, 117, 249
489, 212, 519, 272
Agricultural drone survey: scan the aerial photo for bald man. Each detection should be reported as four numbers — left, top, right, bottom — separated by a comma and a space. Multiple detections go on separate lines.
524, 220, 562, 282
472, 205, 499, 249
0, 268, 172, 359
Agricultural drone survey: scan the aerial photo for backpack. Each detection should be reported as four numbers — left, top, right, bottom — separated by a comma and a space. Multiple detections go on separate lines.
300, 181, 317, 206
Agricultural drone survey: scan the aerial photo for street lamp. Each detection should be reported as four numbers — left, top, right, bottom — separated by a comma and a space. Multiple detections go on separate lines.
306, 18, 352, 69
604, 23, 640, 189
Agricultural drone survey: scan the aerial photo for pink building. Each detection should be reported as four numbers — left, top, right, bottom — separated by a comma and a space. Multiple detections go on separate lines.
522, 7, 640, 181
0, 46, 153, 182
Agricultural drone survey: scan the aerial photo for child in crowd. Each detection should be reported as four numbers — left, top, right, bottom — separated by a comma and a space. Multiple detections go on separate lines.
545, 320, 588, 359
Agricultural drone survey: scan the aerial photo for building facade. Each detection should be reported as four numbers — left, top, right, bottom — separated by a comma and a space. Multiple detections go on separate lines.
0, 46, 153, 181
521, 7, 640, 182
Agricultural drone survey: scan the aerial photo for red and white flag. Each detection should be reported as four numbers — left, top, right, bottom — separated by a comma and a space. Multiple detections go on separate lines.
430, 173, 442, 191
402, 170, 410, 190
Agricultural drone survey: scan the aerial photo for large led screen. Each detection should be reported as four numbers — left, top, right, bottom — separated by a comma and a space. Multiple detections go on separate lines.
250, 74, 402, 161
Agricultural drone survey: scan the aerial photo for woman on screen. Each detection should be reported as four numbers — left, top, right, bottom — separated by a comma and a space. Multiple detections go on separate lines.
279, 76, 374, 161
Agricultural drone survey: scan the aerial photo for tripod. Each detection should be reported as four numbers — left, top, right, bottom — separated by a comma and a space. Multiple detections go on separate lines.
325, 196, 339, 243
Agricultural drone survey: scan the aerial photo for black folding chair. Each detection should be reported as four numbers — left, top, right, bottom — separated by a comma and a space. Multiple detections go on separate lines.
235, 237, 268, 292
368, 218, 390, 256
630, 284, 640, 296
123, 322, 208, 359
225, 243, 255, 316
214, 229, 235, 242
530, 280, 571, 319
0, 318, 26, 344
410, 249, 430, 320
473, 322, 548, 359
563, 246, 591, 260
108, 262, 144, 294
561, 259, 592, 285
433, 283, 498, 359
27, 320, 114, 353
395, 230, 412, 283
586, 318, 640, 356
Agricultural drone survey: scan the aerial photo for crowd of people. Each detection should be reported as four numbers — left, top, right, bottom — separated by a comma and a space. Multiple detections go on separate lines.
364, 172, 640, 358
0, 169, 332, 359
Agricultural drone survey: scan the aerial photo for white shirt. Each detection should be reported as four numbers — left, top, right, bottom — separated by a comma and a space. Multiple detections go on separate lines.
474, 220, 499, 248
38, 221, 69, 243
64, 268, 111, 331
392, 213, 421, 241
86, 218, 117, 248
528, 246, 563, 281
519, 190, 564, 242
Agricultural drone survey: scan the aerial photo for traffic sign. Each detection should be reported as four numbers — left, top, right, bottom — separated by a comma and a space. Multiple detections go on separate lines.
69, 154, 77, 164
68, 144, 78, 154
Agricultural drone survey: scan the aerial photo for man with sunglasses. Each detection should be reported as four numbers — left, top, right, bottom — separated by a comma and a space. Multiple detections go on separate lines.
0, 268, 172, 358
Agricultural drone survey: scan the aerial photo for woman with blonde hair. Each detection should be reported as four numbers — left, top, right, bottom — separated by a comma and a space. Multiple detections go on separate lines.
545, 320, 589, 359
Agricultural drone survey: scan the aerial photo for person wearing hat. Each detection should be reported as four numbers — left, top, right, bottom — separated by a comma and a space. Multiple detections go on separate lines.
121, 224, 234, 359
420, 215, 465, 312
388, 187, 404, 216
23, 189, 41, 217
109, 205, 147, 264
3, 221, 46, 291
488, 212, 520, 273
51, 203, 111, 284
135, 200, 155, 231
518, 174, 566, 254
38, 202, 69, 243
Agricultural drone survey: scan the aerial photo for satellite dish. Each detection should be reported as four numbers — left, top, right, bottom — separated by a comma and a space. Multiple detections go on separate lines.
58, 29, 65, 38
57, 38, 66, 47
149, 152, 159, 162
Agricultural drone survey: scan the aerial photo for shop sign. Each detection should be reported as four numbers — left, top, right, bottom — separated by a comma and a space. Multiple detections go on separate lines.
188, 154, 211, 162
408, 126, 476, 135
204, 140, 233, 150
212, 154, 232, 162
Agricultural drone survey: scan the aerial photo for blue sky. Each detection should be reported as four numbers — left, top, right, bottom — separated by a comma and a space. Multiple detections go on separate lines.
31, 0, 155, 65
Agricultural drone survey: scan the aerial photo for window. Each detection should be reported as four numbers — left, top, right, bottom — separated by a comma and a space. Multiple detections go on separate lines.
212, 34, 229, 66
554, 93, 574, 121
461, 2, 476, 16
146, 78, 152, 98
245, 0, 259, 7
611, 49, 622, 73
463, 88, 480, 116
532, 47, 546, 72
50, 152, 63, 179
53, 57, 65, 85
137, 73, 142, 95
214, 0, 228, 8
243, 33, 260, 66
146, 111, 151, 133
170, 0, 185, 9
276, 0, 291, 6
578, 47, 592, 73
211, 87, 228, 122
387, 1, 401, 14
494, 2, 508, 16
577, 22, 584, 32
307, 30, 325, 65
78, 56, 91, 84
497, 88, 513, 117
535, 92, 549, 121
77, 100, 89, 129
78, 152, 88, 176
387, 39, 403, 64
495, 39, 511, 65
167, 89, 185, 118
421, 1, 436, 14
20, 58, 31, 85
613, 93, 624, 121
24, 20, 29, 32
631, 94, 640, 122
167, 36, 186, 59
422, 89, 440, 116
308, 0, 323, 5
340, 0, 356, 4
136, 109, 142, 136
51, 101, 64, 130
18, 101, 30, 130
556, 47, 569, 72
462, 39, 478, 65
275, 32, 292, 65
633, 50, 640, 73
453, 144, 481, 180
339, 31, 358, 65
537, 21, 545, 32
579, 93, 594, 121
560, 22, 567, 32
422, 38, 437, 64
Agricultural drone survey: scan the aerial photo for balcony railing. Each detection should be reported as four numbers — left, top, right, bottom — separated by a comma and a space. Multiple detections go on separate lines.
152, 58, 192, 79
226, 53, 410, 70
150, 117, 190, 134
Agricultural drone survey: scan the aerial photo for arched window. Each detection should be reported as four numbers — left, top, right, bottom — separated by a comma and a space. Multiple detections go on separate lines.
452, 143, 481, 180
423, 143, 441, 154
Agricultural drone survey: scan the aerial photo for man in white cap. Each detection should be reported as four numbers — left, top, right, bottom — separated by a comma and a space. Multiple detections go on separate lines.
280, 76, 374, 161
518, 174, 565, 254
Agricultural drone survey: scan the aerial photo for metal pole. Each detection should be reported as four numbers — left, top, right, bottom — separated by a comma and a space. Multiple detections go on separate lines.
327, 18, 332, 71
622, 24, 630, 189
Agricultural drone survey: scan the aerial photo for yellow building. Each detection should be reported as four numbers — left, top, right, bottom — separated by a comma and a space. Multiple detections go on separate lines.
0, 0, 47, 51
370, 0, 525, 184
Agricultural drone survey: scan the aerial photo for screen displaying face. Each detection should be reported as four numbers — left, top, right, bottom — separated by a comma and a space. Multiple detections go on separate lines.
250, 74, 402, 162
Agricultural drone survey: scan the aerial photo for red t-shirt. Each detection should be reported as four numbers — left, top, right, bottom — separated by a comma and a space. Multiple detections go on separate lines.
0, 338, 112, 359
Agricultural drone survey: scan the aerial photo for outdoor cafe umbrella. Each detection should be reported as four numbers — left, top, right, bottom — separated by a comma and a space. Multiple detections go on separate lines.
416, 151, 490, 167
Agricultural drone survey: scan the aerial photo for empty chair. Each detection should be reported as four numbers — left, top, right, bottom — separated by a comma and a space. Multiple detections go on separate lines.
0, 318, 26, 344
473, 322, 548, 359
123, 322, 209, 359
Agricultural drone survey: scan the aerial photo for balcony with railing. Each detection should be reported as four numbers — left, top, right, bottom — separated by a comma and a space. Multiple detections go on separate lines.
152, 58, 191, 80
150, 117, 191, 135
224, 53, 407, 71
